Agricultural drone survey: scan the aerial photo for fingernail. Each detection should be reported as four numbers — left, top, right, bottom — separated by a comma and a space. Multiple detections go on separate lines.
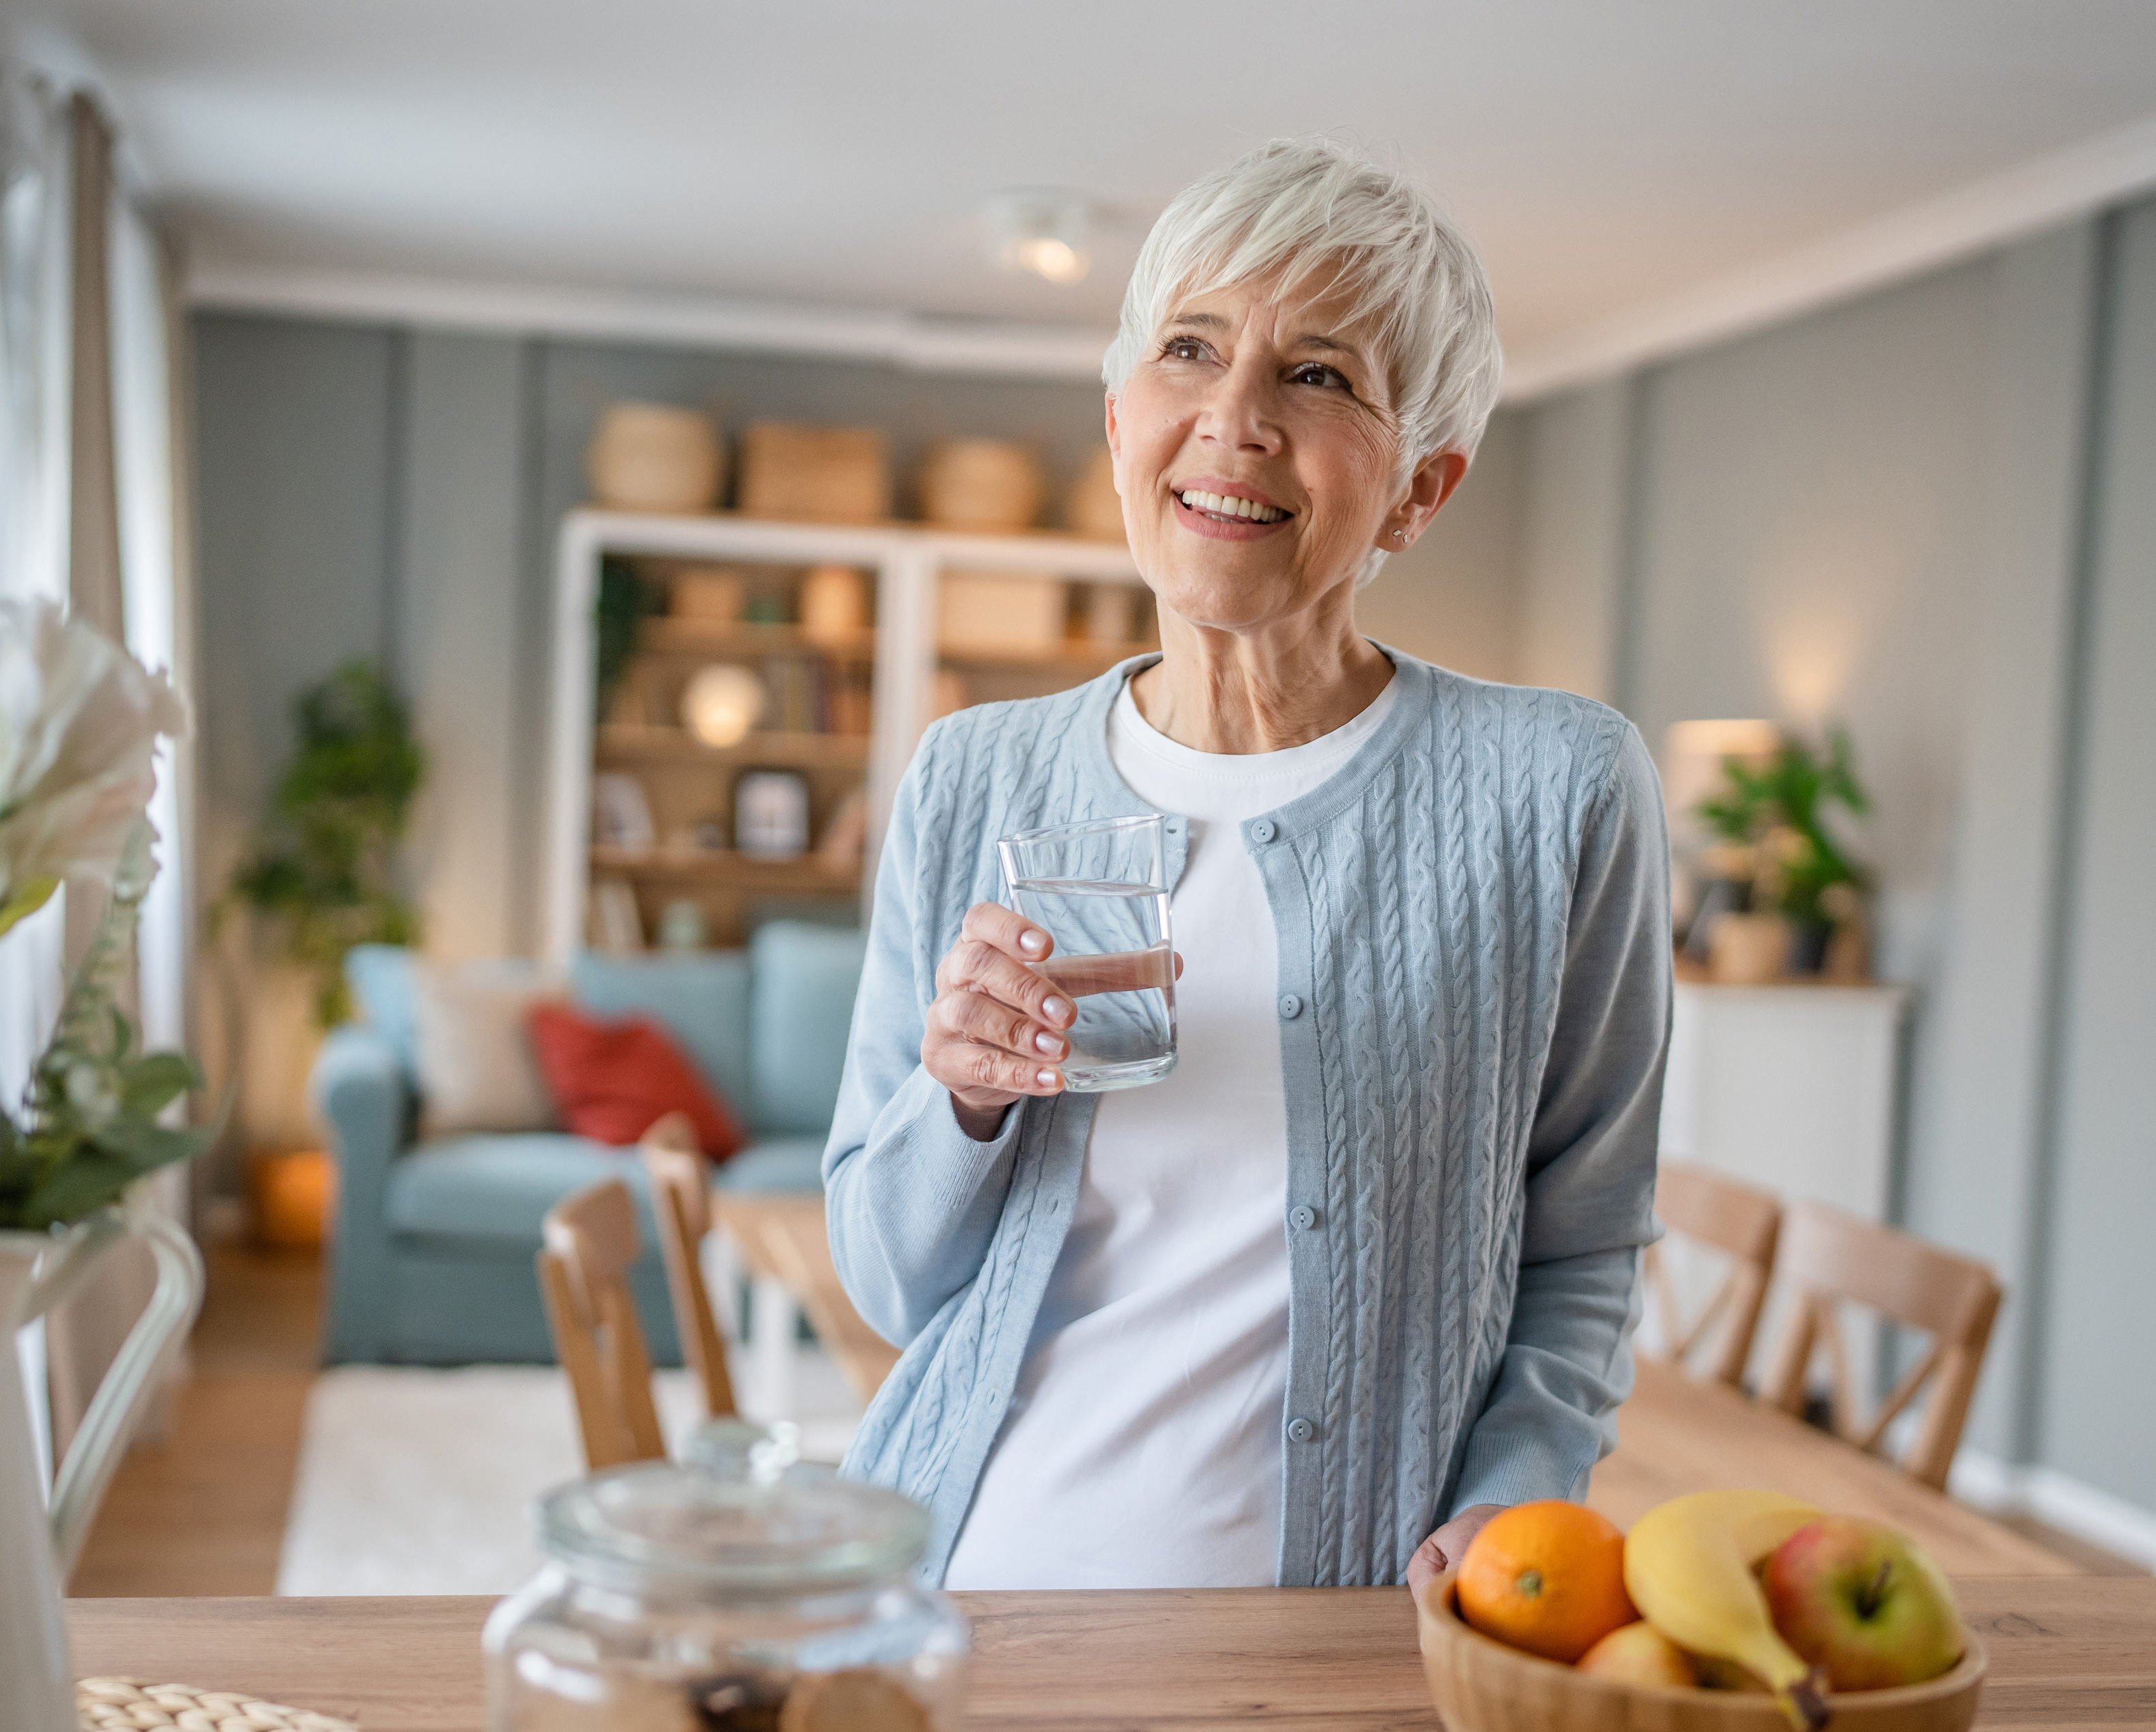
1043, 996, 1071, 1024
1019, 931, 1046, 955
1034, 1031, 1063, 1055
1036, 1068, 1060, 1087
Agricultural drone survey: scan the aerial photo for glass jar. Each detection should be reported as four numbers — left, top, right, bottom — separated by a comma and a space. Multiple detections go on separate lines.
484, 1447, 967, 1731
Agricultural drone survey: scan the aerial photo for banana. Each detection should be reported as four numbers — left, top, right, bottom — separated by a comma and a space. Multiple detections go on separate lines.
1624, 1490, 1830, 1731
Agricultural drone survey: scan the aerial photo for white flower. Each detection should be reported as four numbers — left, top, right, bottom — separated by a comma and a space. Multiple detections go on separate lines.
0, 597, 187, 935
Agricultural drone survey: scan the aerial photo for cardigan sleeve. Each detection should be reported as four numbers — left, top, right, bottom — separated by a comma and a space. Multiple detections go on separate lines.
1447, 721, 1671, 1515
822, 730, 1030, 1347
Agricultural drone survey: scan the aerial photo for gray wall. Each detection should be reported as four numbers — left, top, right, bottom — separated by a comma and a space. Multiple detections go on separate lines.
1509, 202, 2156, 1518
193, 317, 398, 896
2038, 201, 2156, 1507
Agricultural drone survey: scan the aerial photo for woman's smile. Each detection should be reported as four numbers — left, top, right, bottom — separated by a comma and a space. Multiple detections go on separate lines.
1172, 474, 1295, 539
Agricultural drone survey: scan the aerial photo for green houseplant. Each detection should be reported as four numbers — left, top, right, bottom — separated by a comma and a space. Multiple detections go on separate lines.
1696, 727, 1871, 973
223, 660, 425, 1025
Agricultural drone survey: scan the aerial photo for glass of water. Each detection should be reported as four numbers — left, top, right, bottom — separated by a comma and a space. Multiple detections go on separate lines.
997, 813, 1176, 1092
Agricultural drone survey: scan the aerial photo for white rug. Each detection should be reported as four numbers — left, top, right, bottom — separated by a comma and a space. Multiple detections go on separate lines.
276, 1353, 862, 1595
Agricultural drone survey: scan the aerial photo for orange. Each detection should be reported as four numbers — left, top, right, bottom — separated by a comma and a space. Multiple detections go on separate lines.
1455, 1500, 1636, 1664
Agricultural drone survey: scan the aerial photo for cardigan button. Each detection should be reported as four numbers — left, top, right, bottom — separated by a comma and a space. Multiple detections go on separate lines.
1289, 1204, 1318, 1231
1251, 819, 1276, 843
1278, 994, 1303, 1019
1286, 1415, 1316, 1444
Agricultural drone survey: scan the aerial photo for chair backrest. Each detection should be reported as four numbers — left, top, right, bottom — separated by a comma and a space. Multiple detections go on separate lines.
1643, 1161, 1782, 1386
538, 1178, 666, 1470
1759, 1200, 2003, 1489
640, 1112, 738, 1422
716, 1193, 901, 1402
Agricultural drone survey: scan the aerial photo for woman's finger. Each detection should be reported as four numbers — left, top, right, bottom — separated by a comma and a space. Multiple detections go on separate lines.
939, 940, 1074, 1029
961, 899, 1054, 963
933, 1037, 1063, 1098
935, 986, 1069, 1061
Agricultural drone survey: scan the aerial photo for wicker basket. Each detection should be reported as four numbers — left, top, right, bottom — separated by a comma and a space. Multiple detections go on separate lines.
736, 423, 891, 524
587, 402, 723, 513
918, 439, 1044, 532
79, 1678, 355, 1732
1416, 1574, 1986, 1732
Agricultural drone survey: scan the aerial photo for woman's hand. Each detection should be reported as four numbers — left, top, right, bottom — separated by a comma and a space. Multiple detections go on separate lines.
1405, 1503, 1505, 1604
924, 903, 1078, 1139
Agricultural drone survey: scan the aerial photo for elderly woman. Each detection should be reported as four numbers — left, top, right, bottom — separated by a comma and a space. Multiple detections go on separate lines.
824, 137, 1669, 1591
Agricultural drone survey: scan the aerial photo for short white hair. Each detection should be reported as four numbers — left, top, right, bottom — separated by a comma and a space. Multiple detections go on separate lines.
1104, 137, 1503, 570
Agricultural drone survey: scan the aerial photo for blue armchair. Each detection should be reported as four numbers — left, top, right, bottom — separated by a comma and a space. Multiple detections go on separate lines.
313, 922, 866, 1365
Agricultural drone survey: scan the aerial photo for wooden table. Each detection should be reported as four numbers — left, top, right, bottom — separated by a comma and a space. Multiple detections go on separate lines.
66, 1579, 2156, 1731
1593, 1359, 2074, 1577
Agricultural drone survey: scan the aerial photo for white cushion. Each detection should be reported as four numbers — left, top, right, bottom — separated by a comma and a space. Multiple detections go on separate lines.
409, 960, 562, 1137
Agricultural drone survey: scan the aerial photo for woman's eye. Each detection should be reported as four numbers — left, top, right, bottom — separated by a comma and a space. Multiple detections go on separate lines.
1163, 337, 1210, 362
1290, 363, 1351, 390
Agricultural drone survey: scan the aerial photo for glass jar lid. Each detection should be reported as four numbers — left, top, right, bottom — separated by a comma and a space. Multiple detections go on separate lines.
537, 1455, 929, 1596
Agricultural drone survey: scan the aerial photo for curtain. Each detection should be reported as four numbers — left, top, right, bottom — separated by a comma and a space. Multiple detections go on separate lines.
0, 68, 70, 1106
0, 64, 72, 1494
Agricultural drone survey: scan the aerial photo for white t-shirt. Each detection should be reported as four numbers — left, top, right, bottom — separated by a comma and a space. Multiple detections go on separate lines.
942, 670, 1399, 1588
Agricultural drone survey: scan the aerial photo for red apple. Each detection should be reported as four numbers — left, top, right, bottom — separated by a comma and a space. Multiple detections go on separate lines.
1760, 1517, 1965, 1690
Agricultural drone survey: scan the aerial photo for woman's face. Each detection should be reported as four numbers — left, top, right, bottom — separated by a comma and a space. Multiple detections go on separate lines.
1106, 273, 1464, 636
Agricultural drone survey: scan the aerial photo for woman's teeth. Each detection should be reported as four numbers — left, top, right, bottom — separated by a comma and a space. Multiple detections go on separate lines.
1178, 489, 1287, 524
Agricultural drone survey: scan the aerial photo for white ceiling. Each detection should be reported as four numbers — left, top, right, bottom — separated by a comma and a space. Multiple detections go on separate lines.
24, 0, 2156, 383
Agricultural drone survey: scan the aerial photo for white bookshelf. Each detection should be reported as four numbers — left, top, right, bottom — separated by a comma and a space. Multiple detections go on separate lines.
543, 508, 1144, 963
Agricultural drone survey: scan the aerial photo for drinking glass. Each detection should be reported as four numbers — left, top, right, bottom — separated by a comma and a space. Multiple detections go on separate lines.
997, 814, 1176, 1091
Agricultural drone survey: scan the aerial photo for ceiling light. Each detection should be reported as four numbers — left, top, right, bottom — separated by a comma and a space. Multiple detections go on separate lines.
984, 190, 1091, 285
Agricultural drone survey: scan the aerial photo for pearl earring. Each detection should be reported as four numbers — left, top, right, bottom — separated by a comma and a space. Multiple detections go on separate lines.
1391, 529, 1406, 541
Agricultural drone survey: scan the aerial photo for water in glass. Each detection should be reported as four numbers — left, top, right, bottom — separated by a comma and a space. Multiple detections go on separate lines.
998, 814, 1176, 1091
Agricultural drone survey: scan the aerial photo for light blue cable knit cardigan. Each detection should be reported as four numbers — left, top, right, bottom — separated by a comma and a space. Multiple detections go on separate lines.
823, 649, 1671, 1587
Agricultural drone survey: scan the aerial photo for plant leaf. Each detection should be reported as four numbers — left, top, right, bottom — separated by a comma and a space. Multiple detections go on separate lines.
0, 875, 61, 938
119, 1051, 203, 1118
18, 1146, 140, 1228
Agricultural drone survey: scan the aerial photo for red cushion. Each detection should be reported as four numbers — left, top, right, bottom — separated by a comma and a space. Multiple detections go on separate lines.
526, 1003, 746, 1161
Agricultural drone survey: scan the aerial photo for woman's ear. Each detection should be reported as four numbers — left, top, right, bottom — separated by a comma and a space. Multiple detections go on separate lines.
1104, 391, 1121, 465
1384, 449, 1469, 551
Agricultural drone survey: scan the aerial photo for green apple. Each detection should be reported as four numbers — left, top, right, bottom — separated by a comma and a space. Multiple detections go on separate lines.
1760, 1516, 1965, 1691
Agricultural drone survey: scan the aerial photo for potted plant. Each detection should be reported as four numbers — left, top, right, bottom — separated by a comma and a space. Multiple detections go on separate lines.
1696, 729, 1871, 976
222, 660, 425, 1026
0, 597, 210, 1732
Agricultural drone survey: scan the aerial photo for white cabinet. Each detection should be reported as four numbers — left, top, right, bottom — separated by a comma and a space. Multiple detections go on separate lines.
1659, 981, 1909, 1221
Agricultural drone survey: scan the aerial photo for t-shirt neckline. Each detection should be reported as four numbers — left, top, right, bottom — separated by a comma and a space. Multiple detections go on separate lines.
1109, 671, 1399, 785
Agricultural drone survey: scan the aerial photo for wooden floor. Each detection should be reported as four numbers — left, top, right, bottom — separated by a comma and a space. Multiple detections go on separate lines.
64, 1241, 2142, 1596
68, 1241, 326, 1597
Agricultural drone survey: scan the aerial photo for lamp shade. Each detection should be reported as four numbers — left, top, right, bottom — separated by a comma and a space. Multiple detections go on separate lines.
681, 664, 765, 749
1661, 719, 1781, 836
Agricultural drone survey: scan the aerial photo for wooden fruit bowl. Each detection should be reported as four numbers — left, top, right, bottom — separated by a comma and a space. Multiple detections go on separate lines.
1416, 1572, 1986, 1732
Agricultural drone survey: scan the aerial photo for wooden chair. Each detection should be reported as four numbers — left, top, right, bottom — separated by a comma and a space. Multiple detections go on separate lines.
537, 1178, 666, 1470
716, 1193, 902, 1405
1641, 1161, 1782, 1386
1758, 1200, 2003, 1490
639, 1113, 739, 1422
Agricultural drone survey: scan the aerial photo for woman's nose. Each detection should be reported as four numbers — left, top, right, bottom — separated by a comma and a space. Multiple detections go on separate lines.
1195, 359, 1282, 453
